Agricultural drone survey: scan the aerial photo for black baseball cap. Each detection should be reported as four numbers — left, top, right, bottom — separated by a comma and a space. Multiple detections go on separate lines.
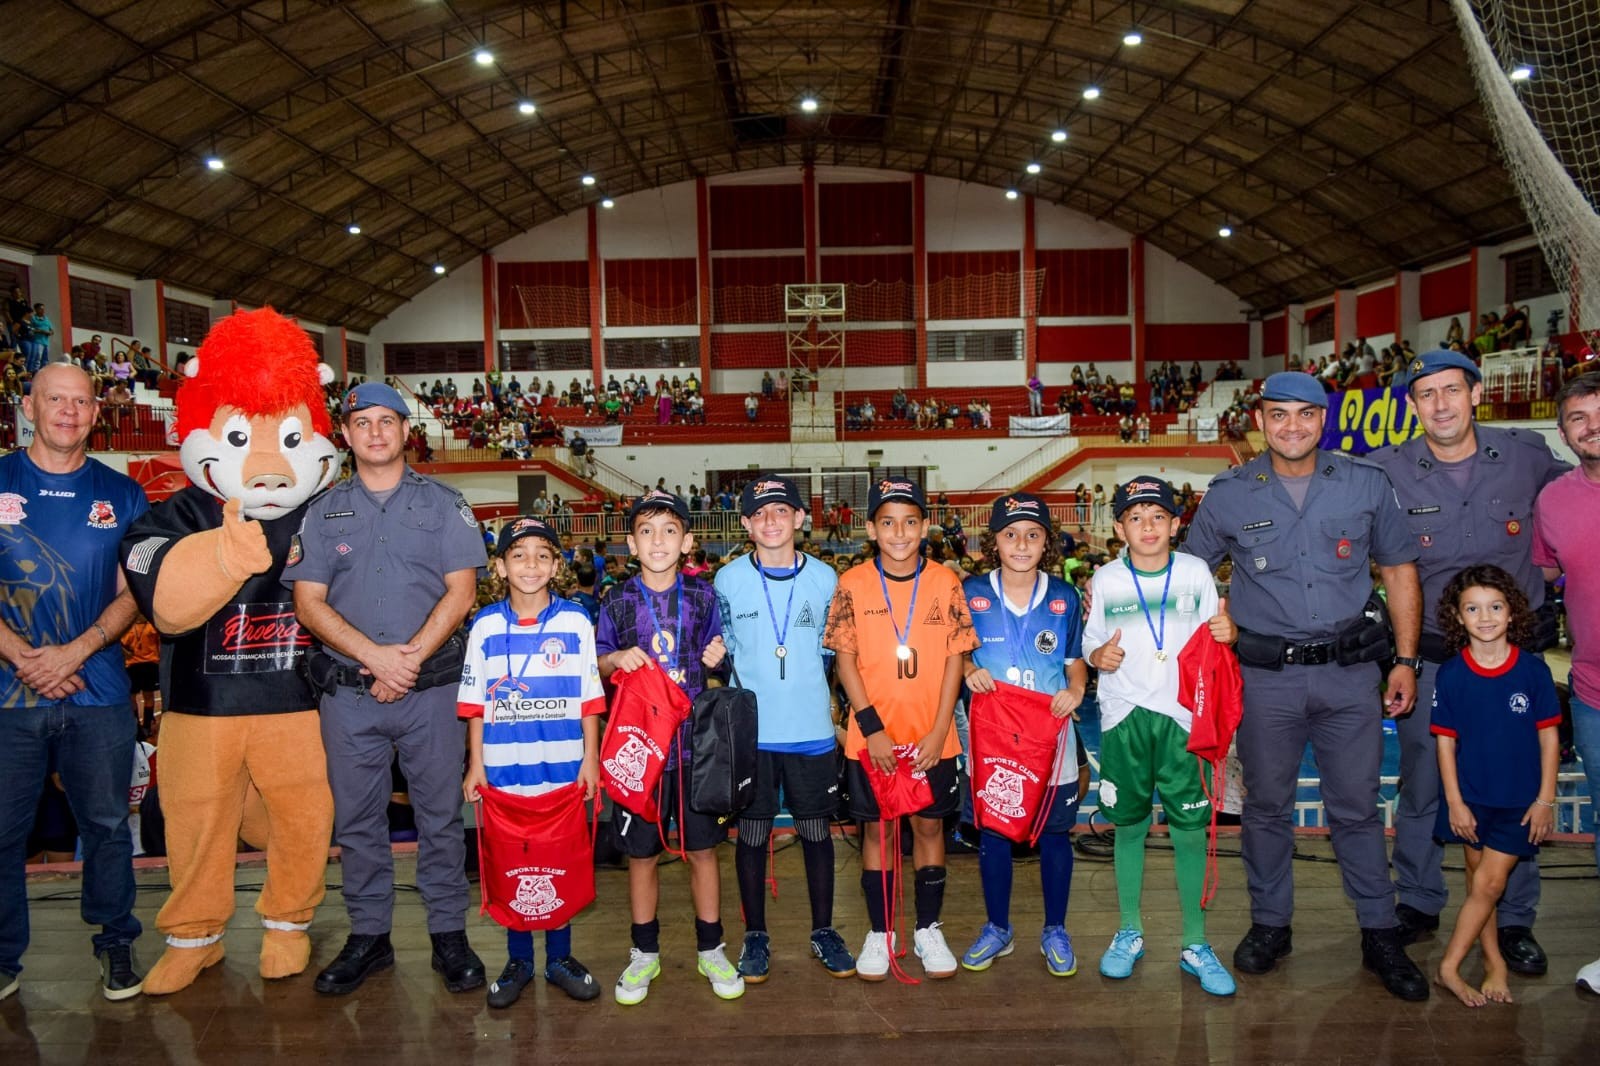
626, 489, 690, 525
989, 492, 1051, 533
497, 515, 563, 556
740, 474, 804, 517
1112, 476, 1178, 519
866, 476, 927, 518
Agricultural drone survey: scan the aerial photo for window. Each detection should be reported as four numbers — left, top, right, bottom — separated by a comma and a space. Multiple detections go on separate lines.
498, 339, 590, 372
69, 278, 133, 334
927, 329, 1021, 362
383, 342, 484, 375
346, 339, 366, 375
603, 337, 700, 369
0, 260, 28, 303
304, 330, 325, 358
164, 299, 209, 345
1504, 246, 1558, 302
1305, 306, 1335, 346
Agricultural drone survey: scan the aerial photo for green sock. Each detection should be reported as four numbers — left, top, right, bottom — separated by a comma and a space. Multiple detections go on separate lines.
1171, 824, 1209, 947
1113, 817, 1150, 933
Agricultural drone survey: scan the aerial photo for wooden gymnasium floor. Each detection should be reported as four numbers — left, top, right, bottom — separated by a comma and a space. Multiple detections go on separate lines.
4, 831, 1597, 1065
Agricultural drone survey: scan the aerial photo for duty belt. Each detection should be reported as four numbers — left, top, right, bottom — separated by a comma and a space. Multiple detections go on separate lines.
1280, 638, 1337, 666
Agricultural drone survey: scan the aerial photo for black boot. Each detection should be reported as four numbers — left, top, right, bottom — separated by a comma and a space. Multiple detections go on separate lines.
1393, 903, 1440, 946
314, 933, 395, 995
1233, 924, 1292, 975
1361, 927, 1429, 1001
1496, 926, 1548, 976
430, 930, 486, 992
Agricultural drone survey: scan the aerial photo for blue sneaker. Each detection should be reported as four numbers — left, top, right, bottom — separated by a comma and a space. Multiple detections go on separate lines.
737, 931, 771, 983
1180, 943, 1237, 996
809, 927, 856, 978
960, 921, 1015, 972
1099, 928, 1145, 979
1040, 925, 1077, 977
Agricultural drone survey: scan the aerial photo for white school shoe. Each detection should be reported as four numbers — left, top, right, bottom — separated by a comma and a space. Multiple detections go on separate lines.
857, 931, 892, 981
1578, 956, 1600, 995
913, 923, 958, 979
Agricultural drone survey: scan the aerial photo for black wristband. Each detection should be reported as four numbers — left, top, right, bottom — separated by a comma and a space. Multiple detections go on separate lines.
855, 704, 886, 737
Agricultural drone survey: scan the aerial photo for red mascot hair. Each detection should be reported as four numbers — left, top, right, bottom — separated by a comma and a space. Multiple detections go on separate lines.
174, 307, 334, 440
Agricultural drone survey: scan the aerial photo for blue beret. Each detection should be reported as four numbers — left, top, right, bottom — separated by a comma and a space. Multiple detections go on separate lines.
1401, 348, 1481, 389
1260, 371, 1329, 408
344, 382, 411, 418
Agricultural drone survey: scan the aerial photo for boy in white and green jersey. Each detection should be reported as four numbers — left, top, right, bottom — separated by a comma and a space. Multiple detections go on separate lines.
1082, 476, 1237, 996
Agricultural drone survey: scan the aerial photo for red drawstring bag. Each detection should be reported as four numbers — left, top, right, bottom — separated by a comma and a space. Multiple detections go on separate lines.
858, 745, 934, 984
475, 782, 597, 931
969, 683, 1072, 844
1178, 626, 1245, 908
601, 661, 691, 821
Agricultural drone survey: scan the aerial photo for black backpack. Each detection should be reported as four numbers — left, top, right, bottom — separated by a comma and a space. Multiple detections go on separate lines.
688, 658, 759, 821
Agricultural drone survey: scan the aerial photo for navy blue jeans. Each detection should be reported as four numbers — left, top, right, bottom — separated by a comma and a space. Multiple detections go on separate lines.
0, 701, 141, 975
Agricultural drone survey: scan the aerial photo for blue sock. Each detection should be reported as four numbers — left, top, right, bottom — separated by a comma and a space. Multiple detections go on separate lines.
1039, 830, 1074, 928
545, 925, 572, 963
978, 829, 1013, 930
507, 928, 534, 962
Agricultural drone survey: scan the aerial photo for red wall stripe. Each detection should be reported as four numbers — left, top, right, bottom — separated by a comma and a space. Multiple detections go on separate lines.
1037, 248, 1130, 316
710, 184, 804, 250
587, 206, 602, 388
712, 256, 806, 323
1263, 315, 1288, 358
913, 173, 927, 389
1420, 262, 1472, 320
480, 253, 495, 372
1129, 238, 1145, 389
927, 251, 1020, 319
710, 332, 786, 368
603, 258, 698, 326
819, 253, 914, 321
1037, 323, 1132, 362
697, 177, 712, 387
1146, 323, 1248, 362
1356, 285, 1395, 338
819, 182, 913, 247
497, 261, 588, 328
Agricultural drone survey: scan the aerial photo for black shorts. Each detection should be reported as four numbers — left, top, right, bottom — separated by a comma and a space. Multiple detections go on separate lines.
743, 749, 841, 822
847, 757, 960, 822
611, 765, 729, 858
127, 662, 158, 693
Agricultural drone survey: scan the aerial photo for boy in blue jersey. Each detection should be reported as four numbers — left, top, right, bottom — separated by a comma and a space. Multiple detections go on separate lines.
960, 493, 1088, 976
459, 516, 605, 1007
715, 474, 855, 982
597, 491, 740, 1004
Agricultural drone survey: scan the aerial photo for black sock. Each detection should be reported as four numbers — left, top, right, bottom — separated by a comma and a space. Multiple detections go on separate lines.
861, 869, 888, 933
914, 865, 947, 930
802, 836, 835, 931
694, 918, 723, 952
735, 844, 767, 932
631, 919, 660, 954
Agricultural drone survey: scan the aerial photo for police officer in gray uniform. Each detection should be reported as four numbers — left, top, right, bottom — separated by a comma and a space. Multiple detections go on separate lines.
1185, 371, 1430, 1001
1370, 349, 1565, 974
284, 382, 488, 996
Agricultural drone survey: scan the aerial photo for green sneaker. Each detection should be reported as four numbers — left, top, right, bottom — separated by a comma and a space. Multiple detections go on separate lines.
614, 948, 661, 1006
696, 943, 745, 1000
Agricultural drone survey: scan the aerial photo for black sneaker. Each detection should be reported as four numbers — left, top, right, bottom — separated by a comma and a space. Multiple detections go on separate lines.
1393, 903, 1439, 946
737, 931, 771, 983
314, 933, 395, 995
486, 958, 535, 1009
1233, 924, 1292, 975
1497, 926, 1548, 977
97, 944, 143, 1001
545, 955, 601, 1001
1361, 927, 1429, 1001
430, 930, 486, 993
809, 927, 857, 978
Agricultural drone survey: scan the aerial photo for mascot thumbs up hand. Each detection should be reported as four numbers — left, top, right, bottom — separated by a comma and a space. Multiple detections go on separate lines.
216, 498, 274, 583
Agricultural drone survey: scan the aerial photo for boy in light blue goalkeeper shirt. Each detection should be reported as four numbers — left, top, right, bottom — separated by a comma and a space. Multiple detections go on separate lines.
714, 474, 855, 982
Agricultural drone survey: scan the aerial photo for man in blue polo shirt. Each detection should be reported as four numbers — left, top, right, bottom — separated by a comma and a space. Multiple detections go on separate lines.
0, 364, 148, 1002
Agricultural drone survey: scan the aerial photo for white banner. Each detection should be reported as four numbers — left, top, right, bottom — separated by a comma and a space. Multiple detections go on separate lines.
565, 424, 623, 448
1195, 417, 1219, 443
14, 405, 33, 448
1007, 413, 1071, 437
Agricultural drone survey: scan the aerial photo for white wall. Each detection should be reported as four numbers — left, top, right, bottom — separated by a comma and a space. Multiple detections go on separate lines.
1034, 200, 1127, 250
364, 264, 485, 358
1144, 245, 1249, 324
924, 175, 1023, 252
493, 210, 587, 261
1043, 457, 1231, 494
597, 183, 698, 259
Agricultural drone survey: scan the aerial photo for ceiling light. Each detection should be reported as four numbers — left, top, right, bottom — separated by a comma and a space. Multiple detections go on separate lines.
1218, 226, 1232, 238
1123, 31, 1143, 46
433, 263, 447, 275
1005, 188, 1019, 200
205, 156, 225, 171
474, 49, 494, 66
1025, 162, 1042, 175
581, 174, 596, 186
1510, 65, 1533, 81
601, 198, 615, 209
1082, 86, 1101, 100
1051, 129, 1068, 143
347, 223, 362, 235
800, 96, 819, 113
517, 100, 537, 115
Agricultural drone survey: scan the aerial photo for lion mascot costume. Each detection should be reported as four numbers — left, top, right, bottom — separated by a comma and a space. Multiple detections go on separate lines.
119, 308, 340, 993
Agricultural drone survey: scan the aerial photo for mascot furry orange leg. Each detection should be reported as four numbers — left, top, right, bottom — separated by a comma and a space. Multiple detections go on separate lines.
120, 309, 340, 993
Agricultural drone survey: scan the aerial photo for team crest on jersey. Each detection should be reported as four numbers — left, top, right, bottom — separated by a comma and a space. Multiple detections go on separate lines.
1035, 630, 1058, 655
1048, 598, 1067, 615
924, 600, 944, 625
979, 766, 1028, 820
336, 542, 352, 555
541, 637, 566, 668
1509, 692, 1530, 715
969, 596, 992, 613
0, 493, 25, 525
603, 735, 651, 792
794, 602, 817, 628
86, 500, 117, 528
510, 873, 562, 918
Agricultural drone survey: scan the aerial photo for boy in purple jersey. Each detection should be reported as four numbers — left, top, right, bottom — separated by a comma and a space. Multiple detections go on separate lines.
596, 491, 741, 1004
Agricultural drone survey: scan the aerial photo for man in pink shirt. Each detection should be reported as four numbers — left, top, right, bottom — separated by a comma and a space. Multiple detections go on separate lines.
1532, 371, 1600, 995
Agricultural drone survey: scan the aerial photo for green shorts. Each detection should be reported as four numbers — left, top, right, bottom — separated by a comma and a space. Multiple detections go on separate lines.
1096, 706, 1211, 830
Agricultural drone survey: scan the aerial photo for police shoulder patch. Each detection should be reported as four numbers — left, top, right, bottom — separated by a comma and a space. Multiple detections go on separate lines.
456, 495, 475, 526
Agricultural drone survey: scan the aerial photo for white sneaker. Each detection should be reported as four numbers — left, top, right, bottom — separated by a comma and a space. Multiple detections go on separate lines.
1578, 956, 1600, 994
613, 948, 661, 1006
696, 943, 745, 1000
913, 923, 958, 978
857, 931, 892, 981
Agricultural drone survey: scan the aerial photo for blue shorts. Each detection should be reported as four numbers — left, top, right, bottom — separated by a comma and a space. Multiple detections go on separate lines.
1433, 800, 1538, 859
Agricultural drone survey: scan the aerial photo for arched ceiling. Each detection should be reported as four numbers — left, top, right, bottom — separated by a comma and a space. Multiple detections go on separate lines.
0, 0, 1528, 333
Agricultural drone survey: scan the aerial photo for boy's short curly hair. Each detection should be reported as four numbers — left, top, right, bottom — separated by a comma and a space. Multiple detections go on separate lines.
1438, 564, 1534, 653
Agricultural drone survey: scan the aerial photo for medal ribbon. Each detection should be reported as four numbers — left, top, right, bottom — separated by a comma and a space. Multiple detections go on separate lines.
1126, 555, 1173, 658
757, 554, 800, 652
875, 557, 922, 652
